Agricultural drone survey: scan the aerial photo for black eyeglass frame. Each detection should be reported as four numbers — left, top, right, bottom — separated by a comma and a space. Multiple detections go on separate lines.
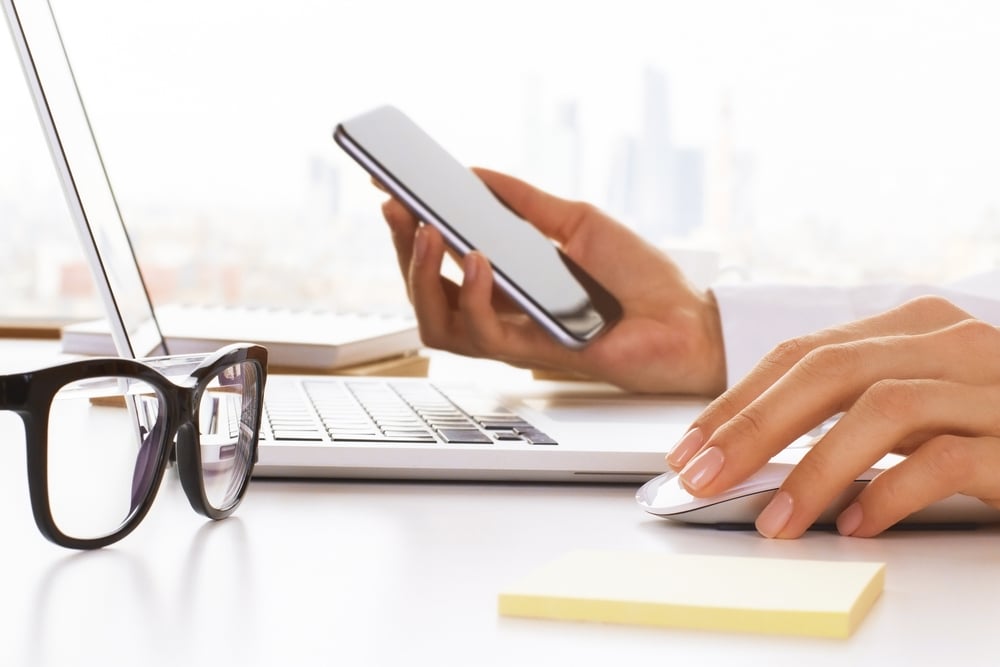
0, 343, 268, 549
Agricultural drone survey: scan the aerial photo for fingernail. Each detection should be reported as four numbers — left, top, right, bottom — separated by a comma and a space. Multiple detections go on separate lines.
756, 491, 794, 538
667, 427, 705, 468
414, 226, 428, 264
464, 252, 479, 282
837, 502, 863, 536
679, 446, 724, 491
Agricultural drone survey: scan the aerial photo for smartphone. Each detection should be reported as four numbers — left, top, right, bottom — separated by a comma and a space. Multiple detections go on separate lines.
333, 105, 622, 348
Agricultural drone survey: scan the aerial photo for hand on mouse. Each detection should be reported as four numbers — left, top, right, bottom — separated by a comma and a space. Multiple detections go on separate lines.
379, 167, 726, 396
666, 295, 1000, 538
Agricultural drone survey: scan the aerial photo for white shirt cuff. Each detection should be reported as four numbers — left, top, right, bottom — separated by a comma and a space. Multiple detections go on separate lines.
711, 277, 1000, 388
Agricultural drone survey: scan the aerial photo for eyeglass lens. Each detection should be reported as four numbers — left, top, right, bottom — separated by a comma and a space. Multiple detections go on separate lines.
47, 376, 167, 541
197, 361, 259, 512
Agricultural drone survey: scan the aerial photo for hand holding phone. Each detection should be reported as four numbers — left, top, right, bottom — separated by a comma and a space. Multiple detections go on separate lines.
334, 105, 621, 348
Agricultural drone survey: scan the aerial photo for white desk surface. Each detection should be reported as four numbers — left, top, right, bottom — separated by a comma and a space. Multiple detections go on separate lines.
1, 339, 997, 667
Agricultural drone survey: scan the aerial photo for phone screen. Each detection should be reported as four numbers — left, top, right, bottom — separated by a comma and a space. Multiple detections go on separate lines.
334, 106, 622, 348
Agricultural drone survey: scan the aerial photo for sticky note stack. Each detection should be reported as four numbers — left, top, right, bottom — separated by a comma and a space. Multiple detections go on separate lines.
498, 550, 885, 639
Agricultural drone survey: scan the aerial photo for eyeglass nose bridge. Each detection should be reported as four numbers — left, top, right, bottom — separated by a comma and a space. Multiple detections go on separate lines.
165, 388, 201, 466
174, 421, 208, 517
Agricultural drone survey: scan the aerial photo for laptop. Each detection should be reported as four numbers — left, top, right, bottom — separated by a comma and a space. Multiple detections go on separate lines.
4, 0, 705, 482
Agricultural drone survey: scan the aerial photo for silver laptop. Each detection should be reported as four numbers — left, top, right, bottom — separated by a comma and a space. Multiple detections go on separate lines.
4, 0, 703, 482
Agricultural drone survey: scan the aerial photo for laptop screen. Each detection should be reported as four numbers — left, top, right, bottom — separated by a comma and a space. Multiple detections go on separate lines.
3, 0, 167, 358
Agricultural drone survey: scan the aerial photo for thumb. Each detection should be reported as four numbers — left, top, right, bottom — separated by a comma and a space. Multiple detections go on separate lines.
471, 167, 584, 244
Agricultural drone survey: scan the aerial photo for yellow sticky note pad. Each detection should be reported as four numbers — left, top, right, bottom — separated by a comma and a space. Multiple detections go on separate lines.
498, 550, 885, 639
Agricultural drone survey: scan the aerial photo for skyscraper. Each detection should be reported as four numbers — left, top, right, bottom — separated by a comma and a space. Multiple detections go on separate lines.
609, 66, 705, 243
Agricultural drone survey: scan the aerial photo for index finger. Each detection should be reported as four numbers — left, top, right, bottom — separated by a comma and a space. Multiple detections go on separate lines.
668, 296, 975, 472
678, 319, 991, 501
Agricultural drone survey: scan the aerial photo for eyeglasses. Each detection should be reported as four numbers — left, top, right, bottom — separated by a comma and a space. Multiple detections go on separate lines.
0, 343, 267, 549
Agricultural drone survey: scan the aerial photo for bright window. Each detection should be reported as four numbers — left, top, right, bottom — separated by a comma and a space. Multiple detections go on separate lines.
2, 0, 999, 321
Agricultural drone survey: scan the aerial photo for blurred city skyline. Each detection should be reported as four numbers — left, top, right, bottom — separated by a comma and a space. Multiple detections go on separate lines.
2, 0, 999, 320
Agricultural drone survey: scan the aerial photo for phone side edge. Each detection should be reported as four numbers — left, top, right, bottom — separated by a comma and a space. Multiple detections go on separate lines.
332, 123, 598, 349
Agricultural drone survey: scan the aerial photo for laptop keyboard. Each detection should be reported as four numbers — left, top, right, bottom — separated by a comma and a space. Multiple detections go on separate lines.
260, 379, 557, 446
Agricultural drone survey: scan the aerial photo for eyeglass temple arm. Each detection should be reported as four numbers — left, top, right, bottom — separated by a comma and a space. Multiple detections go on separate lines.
0, 374, 30, 409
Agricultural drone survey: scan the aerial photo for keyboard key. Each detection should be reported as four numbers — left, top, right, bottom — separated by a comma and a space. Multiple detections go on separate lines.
328, 434, 422, 443
436, 428, 494, 444
490, 429, 524, 441
272, 430, 324, 441
518, 429, 558, 445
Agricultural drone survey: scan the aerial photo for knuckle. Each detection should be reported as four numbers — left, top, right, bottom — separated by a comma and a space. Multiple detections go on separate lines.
687, 390, 744, 440
381, 198, 412, 230
795, 342, 862, 383
898, 295, 973, 328
718, 404, 768, 443
765, 336, 814, 370
921, 435, 975, 483
461, 314, 510, 360
904, 295, 970, 323
416, 328, 439, 349
571, 200, 601, 221
464, 332, 497, 358
859, 379, 922, 423
787, 446, 835, 486
417, 323, 448, 350
458, 311, 497, 357
947, 318, 998, 347
855, 475, 911, 535
906, 294, 958, 317
564, 201, 608, 239
703, 390, 742, 425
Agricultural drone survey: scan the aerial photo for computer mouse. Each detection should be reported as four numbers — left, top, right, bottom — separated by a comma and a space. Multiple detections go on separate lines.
636, 459, 1000, 529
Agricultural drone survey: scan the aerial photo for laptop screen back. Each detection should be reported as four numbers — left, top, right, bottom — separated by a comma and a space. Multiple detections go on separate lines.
3, 0, 167, 358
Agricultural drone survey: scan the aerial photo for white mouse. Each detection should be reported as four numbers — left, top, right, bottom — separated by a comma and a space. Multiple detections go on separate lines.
636, 460, 1000, 529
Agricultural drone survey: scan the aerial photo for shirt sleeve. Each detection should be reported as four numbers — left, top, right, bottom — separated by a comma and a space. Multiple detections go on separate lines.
711, 270, 1000, 388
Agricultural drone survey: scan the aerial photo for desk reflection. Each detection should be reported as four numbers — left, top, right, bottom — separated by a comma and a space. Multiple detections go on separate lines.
24, 517, 254, 667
